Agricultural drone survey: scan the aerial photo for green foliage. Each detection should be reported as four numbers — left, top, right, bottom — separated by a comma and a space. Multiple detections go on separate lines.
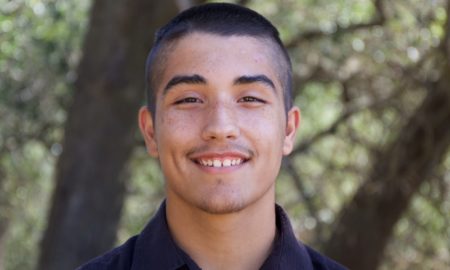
118, 147, 165, 243
2, 143, 54, 270
0, 0, 89, 269
383, 163, 450, 269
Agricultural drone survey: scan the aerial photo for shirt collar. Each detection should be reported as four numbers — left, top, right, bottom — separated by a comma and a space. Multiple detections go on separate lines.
261, 204, 314, 270
132, 201, 314, 270
131, 201, 187, 270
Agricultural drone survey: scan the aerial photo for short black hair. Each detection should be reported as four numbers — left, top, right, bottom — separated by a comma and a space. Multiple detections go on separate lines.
145, 3, 293, 117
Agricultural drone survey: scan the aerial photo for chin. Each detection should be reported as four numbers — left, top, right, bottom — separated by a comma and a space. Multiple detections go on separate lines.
197, 193, 247, 215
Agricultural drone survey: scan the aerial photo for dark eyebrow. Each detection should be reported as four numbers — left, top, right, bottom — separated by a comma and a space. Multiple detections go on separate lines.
163, 74, 207, 95
234, 75, 276, 93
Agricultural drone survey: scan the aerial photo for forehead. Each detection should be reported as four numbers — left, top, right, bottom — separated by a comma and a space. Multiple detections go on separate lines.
157, 32, 282, 91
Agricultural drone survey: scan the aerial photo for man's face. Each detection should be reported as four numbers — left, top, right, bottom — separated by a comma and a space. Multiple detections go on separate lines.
139, 33, 300, 214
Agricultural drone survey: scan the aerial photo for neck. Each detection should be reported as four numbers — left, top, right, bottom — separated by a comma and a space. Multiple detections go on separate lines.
166, 192, 277, 270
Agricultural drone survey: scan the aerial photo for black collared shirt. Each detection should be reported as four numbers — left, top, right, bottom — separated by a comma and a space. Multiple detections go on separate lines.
77, 201, 346, 270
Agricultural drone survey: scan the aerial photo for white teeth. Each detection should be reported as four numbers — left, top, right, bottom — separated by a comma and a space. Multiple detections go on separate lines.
213, 160, 222, 168
198, 158, 244, 167
223, 159, 231, 167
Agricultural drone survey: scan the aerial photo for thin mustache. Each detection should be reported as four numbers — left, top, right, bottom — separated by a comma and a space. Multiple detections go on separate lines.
186, 143, 254, 158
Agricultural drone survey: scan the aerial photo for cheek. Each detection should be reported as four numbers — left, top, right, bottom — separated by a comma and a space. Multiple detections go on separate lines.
238, 110, 286, 165
163, 111, 193, 130
240, 108, 285, 142
156, 110, 199, 148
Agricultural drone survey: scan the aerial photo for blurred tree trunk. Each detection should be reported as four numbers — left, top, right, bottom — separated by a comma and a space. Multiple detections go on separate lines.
324, 4, 450, 269
37, 1, 179, 270
324, 54, 450, 269
0, 220, 7, 270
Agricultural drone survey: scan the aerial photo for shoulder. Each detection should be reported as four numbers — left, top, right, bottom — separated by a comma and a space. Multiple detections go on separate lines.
305, 245, 348, 270
76, 236, 138, 270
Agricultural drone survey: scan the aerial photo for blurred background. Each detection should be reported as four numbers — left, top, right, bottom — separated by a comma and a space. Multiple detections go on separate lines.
1, 0, 449, 269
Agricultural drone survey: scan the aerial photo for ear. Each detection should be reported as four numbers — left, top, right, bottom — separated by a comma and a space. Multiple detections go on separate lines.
283, 106, 301, 155
138, 106, 159, 157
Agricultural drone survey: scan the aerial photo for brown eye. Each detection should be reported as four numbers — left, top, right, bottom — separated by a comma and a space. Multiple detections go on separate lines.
174, 97, 203, 104
239, 96, 266, 103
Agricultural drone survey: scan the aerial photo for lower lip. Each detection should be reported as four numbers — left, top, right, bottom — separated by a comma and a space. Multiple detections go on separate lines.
193, 161, 247, 174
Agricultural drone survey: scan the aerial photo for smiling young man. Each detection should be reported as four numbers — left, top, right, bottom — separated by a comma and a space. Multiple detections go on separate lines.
78, 3, 346, 270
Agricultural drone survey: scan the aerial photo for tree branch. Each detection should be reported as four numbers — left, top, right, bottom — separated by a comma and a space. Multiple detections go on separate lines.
284, 159, 325, 244
285, 0, 386, 48
324, 60, 450, 270
291, 103, 361, 156
291, 76, 424, 158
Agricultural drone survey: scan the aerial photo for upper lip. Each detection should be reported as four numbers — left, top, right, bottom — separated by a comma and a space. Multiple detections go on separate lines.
188, 151, 251, 161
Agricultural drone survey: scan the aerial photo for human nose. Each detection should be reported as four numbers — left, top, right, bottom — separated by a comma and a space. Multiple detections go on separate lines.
201, 103, 240, 141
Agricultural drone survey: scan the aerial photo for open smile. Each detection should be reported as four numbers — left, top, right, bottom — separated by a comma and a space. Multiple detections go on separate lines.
189, 150, 252, 170
194, 157, 249, 168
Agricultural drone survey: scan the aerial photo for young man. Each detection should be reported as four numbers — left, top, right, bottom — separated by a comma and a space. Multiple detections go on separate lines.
79, 3, 346, 270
